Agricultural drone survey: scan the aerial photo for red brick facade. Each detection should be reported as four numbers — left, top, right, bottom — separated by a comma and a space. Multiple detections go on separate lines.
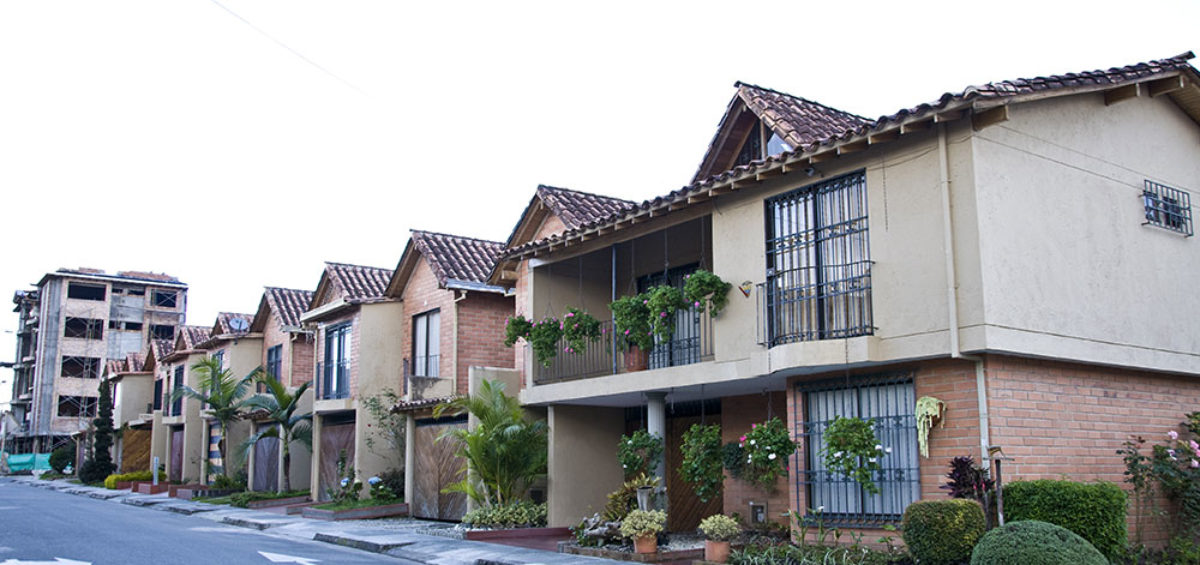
260, 309, 315, 388
722, 393, 790, 527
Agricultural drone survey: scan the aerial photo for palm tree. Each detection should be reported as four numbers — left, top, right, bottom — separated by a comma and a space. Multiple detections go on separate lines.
170, 357, 256, 479
239, 376, 312, 492
433, 379, 547, 506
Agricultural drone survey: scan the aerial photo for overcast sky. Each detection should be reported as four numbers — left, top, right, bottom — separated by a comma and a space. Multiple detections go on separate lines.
1, 0, 1197, 403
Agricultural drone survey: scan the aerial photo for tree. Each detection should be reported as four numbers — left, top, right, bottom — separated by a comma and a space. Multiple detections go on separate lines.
79, 377, 115, 483
433, 379, 547, 507
170, 357, 255, 479
238, 376, 312, 492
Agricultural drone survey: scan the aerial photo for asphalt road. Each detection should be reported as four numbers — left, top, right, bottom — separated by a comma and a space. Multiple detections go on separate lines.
0, 478, 419, 565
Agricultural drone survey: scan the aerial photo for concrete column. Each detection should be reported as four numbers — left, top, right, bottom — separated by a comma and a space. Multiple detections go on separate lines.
645, 392, 667, 484
403, 414, 415, 505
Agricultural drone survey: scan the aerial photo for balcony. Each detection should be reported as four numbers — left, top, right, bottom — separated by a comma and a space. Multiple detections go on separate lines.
404, 356, 452, 400
756, 276, 873, 347
533, 309, 713, 385
318, 360, 350, 400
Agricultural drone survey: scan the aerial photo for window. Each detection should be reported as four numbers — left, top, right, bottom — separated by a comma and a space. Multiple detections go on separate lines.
64, 317, 104, 340
733, 121, 763, 169
637, 265, 704, 370
108, 321, 143, 331
128, 289, 144, 296
763, 171, 872, 345
322, 323, 351, 399
1143, 180, 1193, 236
211, 350, 224, 370
266, 345, 283, 382
153, 378, 163, 411
61, 356, 102, 379
67, 283, 106, 301
151, 324, 175, 340
152, 290, 178, 308
797, 373, 919, 526
171, 366, 184, 415
412, 310, 440, 377
57, 395, 99, 418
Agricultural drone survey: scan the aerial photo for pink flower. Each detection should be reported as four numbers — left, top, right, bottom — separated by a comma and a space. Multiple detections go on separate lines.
601, 328, 607, 334
752, 423, 757, 429
1169, 430, 1179, 440
739, 435, 747, 442
624, 329, 630, 335
565, 312, 574, 318
1192, 459, 1199, 469
694, 301, 701, 308
660, 312, 667, 318
1190, 439, 1198, 451
643, 300, 648, 305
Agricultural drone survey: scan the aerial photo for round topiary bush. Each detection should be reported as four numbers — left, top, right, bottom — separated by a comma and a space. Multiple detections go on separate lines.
970, 520, 1107, 565
901, 498, 986, 565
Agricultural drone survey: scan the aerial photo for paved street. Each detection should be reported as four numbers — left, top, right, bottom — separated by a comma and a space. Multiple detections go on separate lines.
0, 478, 418, 565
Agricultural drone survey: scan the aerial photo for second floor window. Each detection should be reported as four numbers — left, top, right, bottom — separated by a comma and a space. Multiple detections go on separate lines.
151, 324, 175, 341
64, 317, 104, 340
67, 283, 106, 301
61, 356, 102, 379
171, 366, 184, 415
211, 350, 224, 370
152, 290, 178, 308
764, 170, 872, 345
266, 345, 282, 382
323, 322, 351, 399
412, 309, 440, 377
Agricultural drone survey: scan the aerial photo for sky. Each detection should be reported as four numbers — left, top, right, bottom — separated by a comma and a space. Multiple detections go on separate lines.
1, 0, 1197, 403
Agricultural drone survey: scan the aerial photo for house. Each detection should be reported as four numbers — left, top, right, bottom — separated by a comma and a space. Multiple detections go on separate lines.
299, 262, 402, 501
245, 287, 315, 492
194, 312, 262, 484
150, 325, 213, 484
104, 353, 153, 473
383, 229, 514, 521
489, 51, 1200, 543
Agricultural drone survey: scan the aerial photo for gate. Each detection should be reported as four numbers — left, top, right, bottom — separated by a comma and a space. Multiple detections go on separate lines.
317, 414, 355, 501
169, 427, 184, 482
252, 423, 280, 492
411, 417, 467, 521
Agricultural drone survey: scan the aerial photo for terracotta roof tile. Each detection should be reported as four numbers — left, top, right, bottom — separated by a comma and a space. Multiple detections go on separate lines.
150, 339, 174, 361
264, 287, 314, 328
536, 185, 635, 231
411, 230, 506, 286
105, 359, 124, 376
736, 83, 871, 150
125, 353, 146, 372
390, 396, 454, 413
179, 325, 212, 350
325, 262, 394, 301
215, 312, 254, 335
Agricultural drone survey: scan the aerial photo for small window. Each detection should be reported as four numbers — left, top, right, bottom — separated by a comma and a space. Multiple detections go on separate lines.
111, 288, 124, 295
412, 309, 441, 377
152, 290, 178, 308
64, 317, 104, 340
151, 324, 175, 340
67, 283, 106, 301
57, 395, 99, 418
266, 345, 283, 382
1143, 180, 1193, 236
128, 289, 145, 296
108, 320, 120, 330
61, 356, 102, 379
125, 321, 143, 331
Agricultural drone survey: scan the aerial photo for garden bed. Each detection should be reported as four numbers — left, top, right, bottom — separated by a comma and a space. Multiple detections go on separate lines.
561, 536, 706, 563
247, 494, 311, 509
302, 501, 409, 521
134, 482, 169, 495
464, 526, 571, 541
168, 484, 208, 498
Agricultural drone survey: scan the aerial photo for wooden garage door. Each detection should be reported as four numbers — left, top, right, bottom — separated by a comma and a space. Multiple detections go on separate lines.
169, 427, 184, 483
318, 416, 356, 502
666, 415, 723, 532
121, 428, 151, 473
252, 423, 280, 492
411, 417, 467, 521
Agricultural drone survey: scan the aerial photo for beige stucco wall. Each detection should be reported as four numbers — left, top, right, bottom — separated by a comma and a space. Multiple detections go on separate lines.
353, 300, 406, 485
149, 409, 166, 475
971, 92, 1200, 374
546, 404, 625, 527
113, 374, 153, 427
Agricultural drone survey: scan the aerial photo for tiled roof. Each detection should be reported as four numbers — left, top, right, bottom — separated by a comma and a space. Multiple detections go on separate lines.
105, 359, 124, 376
390, 396, 454, 413
505, 52, 1200, 259
737, 83, 870, 150
264, 287, 314, 328
536, 185, 635, 231
179, 325, 212, 350
125, 353, 146, 372
411, 230, 506, 286
325, 262, 394, 302
215, 312, 254, 335
150, 339, 174, 361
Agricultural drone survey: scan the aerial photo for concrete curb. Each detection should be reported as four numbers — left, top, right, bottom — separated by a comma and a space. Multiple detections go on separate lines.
312, 532, 415, 553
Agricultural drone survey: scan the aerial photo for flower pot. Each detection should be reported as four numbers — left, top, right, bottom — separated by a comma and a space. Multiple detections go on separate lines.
635, 486, 653, 511
633, 534, 658, 554
705, 540, 731, 563
623, 346, 648, 372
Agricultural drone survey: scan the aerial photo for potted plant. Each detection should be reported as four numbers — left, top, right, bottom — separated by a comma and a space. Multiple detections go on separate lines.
735, 418, 797, 491
527, 316, 563, 367
822, 416, 886, 494
610, 294, 654, 371
503, 315, 533, 347
683, 270, 733, 317
619, 509, 666, 554
617, 429, 664, 479
561, 308, 601, 355
680, 423, 723, 502
698, 513, 740, 563
646, 284, 687, 342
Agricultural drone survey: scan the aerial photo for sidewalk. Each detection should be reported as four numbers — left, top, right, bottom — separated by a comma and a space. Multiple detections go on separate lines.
10, 477, 620, 565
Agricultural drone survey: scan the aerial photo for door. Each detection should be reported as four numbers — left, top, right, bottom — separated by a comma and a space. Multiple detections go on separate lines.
411, 417, 467, 520
666, 415, 723, 531
169, 427, 184, 483
317, 416, 356, 501
121, 428, 151, 473
252, 423, 280, 492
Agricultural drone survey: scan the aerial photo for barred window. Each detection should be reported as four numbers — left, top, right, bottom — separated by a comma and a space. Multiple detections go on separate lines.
764, 171, 871, 345
1143, 180, 1192, 236
797, 373, 920, 527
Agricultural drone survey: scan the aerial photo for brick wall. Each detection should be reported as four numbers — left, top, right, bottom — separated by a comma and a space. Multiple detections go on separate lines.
455, 292, 515, 394
511, 213, 568, 390
290, 334, 314, 387
400, 257, 456, 390
722, 392, 791, 527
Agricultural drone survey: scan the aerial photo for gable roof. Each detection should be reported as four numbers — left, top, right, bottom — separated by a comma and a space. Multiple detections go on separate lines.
693, 83, 870, 182
250, 287, 315, 332
308, 261, 394, 310
143, 339, 173, 374
212, 312, 254, 336
503, 52, 1200, 263
176, 325, 212, 353
385, 230, 508, 296
504, 185, 635, 248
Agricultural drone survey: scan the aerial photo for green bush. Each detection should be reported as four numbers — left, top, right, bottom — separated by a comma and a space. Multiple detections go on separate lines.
49, 444, 75, 474
970, 520, 1106, 565
1003, 479, 1126, 561
103, 470, 155, 489
901, 498, 986, 565
461, 501, 547, 528
229, 490, 309, 508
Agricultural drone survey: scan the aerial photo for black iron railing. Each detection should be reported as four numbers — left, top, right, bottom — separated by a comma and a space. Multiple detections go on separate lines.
319, 360, 350, 400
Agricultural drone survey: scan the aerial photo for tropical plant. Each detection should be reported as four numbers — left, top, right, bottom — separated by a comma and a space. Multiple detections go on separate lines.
433, 379, 547, 506
619, 509, 667, 540
737, 418, 797, 491
171, 357, 256, 479
561, 308, 601, 354
646, 284, 688, 341
527, 317, 564, 367
822, 416, 885, 494
683, 270, 733, 317
503, 315, 533, 347
699, 513, 741, 541
610, 293, 654, 352
942, 455, 994, 502
680, 423, 723, 502
79, 377, 116, 484
239, 375, 312, 492
618, 429, 664, 479
602, 472, 660, 522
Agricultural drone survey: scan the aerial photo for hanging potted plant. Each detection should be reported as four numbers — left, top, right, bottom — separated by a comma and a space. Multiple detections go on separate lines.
646, 284, 687, 342
619, 509, 666, 554
617, 429, 664, 479
821, 416, 887, 494
735, 418, 797, 491
610, 293, 654, 371
527, 316, 563, 368
503, 315, 533, 347
698, 513, 740, 563
683, 270, 733, 317
680, 423, 723, 503
561, 307, 601, 355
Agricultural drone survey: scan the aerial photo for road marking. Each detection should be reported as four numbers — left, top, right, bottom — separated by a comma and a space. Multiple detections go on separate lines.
257, 552, 319, 564
0, 559, 91, 565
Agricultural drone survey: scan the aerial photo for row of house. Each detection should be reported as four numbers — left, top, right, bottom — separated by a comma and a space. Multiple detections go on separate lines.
9, 51, 1200, 543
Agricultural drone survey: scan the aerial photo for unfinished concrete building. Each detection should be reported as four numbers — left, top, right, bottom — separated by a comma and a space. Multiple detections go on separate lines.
6, 268, 188, 453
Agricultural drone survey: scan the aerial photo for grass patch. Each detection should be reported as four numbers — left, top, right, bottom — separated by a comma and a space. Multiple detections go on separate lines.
230, 490, 309, 508
39, 472, 73, 481
312, 498, 403, 511
198, 496, 234, 505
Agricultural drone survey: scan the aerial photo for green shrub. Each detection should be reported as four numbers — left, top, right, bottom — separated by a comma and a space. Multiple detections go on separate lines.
229, 490, 310, 508
1003, 479, 1126, 561
103, 470, 155, 489
901, 498, 986, 565
49, 444, 75, 474
461, 501, 547, 528
970, 520, 1106, 565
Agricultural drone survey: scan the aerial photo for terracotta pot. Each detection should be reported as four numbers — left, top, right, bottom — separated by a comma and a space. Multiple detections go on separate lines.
705, 539, 731, 563
633, 535, 657, 554
623, 346, 649, 372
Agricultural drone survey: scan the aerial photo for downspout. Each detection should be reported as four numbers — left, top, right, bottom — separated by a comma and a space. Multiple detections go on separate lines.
938, 124, 990, 467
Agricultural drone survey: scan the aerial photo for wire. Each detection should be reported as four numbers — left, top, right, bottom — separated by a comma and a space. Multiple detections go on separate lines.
206, 0, 366, 96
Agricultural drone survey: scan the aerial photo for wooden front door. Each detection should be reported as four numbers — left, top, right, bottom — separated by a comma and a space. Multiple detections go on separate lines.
169, 427, 184, 483
411, 418, 467, 521
121, 428, 151, 473
252, 423, 279, 492
317, 416, 355, 501
666, 415, 723, 531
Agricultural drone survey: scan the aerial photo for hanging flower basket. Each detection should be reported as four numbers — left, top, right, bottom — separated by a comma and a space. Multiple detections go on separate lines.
680, 423, 723, 503
821, 416, 886, 494
683, 270, 733, 317
561, 308, 601, 355
646, 285, 687, 342
731, 418, 796, 491
528, 317, 563, 367
610, 294, 655, 352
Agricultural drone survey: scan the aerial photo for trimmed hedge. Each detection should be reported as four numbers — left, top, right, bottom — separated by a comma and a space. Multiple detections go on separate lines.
1003, 479, 1126, 561
901, 498, 986, 565
970, 520, 1106, 565
104, 470, 154, 489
